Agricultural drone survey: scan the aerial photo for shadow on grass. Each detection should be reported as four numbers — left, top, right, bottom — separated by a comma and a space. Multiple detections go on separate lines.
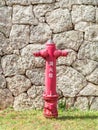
58, 115, 98, 120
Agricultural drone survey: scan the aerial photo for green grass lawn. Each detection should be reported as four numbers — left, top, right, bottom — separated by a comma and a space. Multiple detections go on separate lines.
0, 108, 98, 130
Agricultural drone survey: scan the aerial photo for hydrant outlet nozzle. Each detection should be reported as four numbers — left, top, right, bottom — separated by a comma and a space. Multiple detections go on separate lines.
54, 50, 68, 58
33, 50, 48, 58
61, 50, 68, 56
33, 51, 40, 57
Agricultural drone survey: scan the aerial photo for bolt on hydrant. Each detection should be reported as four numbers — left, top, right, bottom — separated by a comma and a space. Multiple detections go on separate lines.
33, 40, 68, 118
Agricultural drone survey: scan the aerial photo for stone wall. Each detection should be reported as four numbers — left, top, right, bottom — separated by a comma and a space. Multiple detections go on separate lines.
0, 0, 98, 111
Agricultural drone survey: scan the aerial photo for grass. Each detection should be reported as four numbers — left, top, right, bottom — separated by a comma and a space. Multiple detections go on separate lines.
0, 107, 98, 130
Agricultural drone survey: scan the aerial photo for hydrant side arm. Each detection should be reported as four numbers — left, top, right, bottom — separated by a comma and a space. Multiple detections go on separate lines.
40, 49, 49, 58
33, 49, 48, 59
61, 50, 68, 56
33, 51, 41, 57
54, 50, 68, 59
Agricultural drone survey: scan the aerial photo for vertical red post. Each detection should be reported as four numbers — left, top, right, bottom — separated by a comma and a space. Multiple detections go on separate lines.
33, 40, 68, 118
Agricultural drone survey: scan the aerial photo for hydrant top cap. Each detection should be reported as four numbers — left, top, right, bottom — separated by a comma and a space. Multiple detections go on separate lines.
46, 39, 55, 45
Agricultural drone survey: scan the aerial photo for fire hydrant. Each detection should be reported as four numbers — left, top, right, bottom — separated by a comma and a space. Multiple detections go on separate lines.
33, 40, 68, 118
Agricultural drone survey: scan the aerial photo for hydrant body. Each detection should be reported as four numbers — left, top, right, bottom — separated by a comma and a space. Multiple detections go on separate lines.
33, 40, 68, 118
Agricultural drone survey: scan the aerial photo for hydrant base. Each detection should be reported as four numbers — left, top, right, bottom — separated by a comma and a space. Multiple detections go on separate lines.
44, 112, 58, 118
43, 94, 58, 118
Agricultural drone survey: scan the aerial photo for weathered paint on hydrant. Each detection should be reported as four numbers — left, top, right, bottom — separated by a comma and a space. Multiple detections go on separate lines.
33, 40, 68, 118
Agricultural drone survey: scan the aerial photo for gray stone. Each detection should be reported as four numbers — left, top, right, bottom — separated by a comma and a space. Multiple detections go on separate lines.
20, 44, 45, 71
72, 5, 95, 24
57, 88, 63, 99
85, 25, 98, 42
57, 0, 78, 10
13, 93, 33, 111
37, 17, 45, 23
26, 69, 44, 86
6, 75, 31, 96
0, 32, 4, 56
1, 54, 18, 76
13, 5, 38, 25
13, 91, 43, 111
33, 4, 54, 18
6, 0, 30, 5
0, 56, 2, 74
1, 40, 19, 56
79, 83, 98, 96
90, 97, 98, 110
54, 1, 60, 9
78, 41, 98, 62
57, 66, 87, 97
33, 4, 54, 22
17, 57, 31, 75
27, 86, 44, 109
0, 48, 2, 56
74, 97, 89, 110
0, 6, 12, 37
0, 63, 3, 75
0, 47, 3, 55
82, 5, 95, 22
65, 97, 75, 109
1, 54, 25, 77
72, 59, 98, 76
30, 23, 52, 43
27, 85, 44, 99
0, 0, 5, 6
29, 94, 43, 109
78, 0, 98, 5
1, 39, 13, 55
72, 5, 82, 24
10, 25, 30, 49
46, 8, 72, 33
57, 49, 77, 66
86, 68, 98, 85
0, 32, 15, 55
31, 0, 55, 4
53, 31, 83, 51
96, 8, 98, 23
0, 89, 13, 110
0, 75, 6, 89
89, 97, 95, 106
75, 21, 94, 32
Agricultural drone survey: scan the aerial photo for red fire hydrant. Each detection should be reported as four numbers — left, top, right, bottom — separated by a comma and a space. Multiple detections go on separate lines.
33, 40, 68, 118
